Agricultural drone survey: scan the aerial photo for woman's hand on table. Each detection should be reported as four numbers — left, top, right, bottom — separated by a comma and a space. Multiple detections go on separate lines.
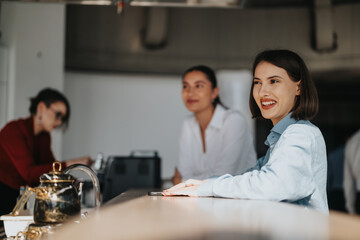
163, 179, 205, 197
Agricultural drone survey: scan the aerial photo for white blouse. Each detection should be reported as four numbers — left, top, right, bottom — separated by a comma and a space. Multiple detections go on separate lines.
344, 129, 360, 214
197, 114, 329, 214
177, 104, 257, 181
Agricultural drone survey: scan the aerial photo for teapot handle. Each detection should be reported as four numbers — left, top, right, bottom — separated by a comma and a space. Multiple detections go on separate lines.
11, 186, 34, 216
64, 164, 101, 208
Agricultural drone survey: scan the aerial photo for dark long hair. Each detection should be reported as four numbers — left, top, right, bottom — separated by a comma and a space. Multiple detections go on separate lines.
249, 49, 319, 120
29, 88, 71, 128
182, 65, 225, 108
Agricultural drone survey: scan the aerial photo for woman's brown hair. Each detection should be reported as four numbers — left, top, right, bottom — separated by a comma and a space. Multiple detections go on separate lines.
29, 88, 71, 129
249, 49, 319, 121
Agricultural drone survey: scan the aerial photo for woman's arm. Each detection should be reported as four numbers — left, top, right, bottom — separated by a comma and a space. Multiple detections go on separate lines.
2, 126, 54, 186
171, 167, 182, 185
64, 156, 92, 167
198, 125, 323, 202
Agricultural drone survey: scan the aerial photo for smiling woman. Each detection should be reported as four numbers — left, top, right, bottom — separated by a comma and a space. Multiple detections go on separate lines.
252, 61, 301, 125
164, 50, 329, 214
171, 65, 257, 185
0, 88, 92, 222
249, 50, 318, 124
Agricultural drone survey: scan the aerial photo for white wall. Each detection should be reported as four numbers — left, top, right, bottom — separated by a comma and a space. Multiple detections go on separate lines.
217, 70, 254, 134
63, 72, 188, 178
0, 46, 9, 128
63, 71, 254, 179
0, 2, 65, 159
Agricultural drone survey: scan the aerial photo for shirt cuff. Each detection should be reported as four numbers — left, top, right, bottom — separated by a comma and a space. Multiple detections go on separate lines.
197, 178, 216, 197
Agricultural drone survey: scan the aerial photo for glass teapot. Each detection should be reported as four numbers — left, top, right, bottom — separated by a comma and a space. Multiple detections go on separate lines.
12, 162, 101, 224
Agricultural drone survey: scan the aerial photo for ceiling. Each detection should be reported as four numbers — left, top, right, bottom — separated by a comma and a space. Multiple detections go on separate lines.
3, 0, 360, 7
128, 0, 360, 8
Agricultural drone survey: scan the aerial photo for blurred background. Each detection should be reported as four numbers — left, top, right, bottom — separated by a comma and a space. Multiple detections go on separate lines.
1, 0, 360, 211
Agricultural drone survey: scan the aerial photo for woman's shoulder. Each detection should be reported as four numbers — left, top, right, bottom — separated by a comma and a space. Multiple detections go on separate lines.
223, 108, 247, 124
284, 120, 324, 140
181, 114, 197, 130
347, 129, 360, 147
1, 118, 25, 130
182, 114, 196, 124
279, 121, 326, 160
216, 108, 251, 134
0, 117, 31, 136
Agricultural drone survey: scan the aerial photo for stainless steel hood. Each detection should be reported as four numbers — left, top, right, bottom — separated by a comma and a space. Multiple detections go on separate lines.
1, 0, 117, 5
2, 0, 359, 7
0, 0, 243, 7
129, 0, 244, 8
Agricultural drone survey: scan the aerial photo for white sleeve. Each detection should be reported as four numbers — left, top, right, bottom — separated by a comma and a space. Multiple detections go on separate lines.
211, 112, 256, 176
344, 140, 356, 214
198, 126, 316, 202
177, 120, 193, 181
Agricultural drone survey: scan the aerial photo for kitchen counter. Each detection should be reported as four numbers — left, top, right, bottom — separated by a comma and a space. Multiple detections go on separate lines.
53, 190, 360, 240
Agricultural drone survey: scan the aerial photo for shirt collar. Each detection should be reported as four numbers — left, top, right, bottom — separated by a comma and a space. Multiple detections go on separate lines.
265, 113, 297, 147
208, 104, 226, 130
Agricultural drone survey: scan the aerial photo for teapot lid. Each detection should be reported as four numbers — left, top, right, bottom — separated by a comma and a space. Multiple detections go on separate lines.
40, 162, 75, 183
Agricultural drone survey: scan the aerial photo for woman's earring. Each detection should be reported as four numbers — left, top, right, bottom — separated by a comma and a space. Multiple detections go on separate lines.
37, 116, 42, 125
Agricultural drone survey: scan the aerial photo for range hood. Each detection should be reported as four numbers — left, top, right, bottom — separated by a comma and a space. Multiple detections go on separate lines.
129, 0, 244, 8
2, 0, 117, 5
0, 0, 244, 7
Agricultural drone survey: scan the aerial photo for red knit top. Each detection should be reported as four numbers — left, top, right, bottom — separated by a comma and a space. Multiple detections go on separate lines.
0, 117, 63, 190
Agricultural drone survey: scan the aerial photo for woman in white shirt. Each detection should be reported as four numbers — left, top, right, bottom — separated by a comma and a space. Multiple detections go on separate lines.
344, 129, 360, 214
171, 65, 257, 185
165, 50, 328, 214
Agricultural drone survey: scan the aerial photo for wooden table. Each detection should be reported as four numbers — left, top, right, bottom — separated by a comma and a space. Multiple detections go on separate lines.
53, 190, 360, 240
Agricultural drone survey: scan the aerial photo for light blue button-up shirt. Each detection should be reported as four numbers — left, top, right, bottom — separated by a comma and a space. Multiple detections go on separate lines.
197, 113, 329, 214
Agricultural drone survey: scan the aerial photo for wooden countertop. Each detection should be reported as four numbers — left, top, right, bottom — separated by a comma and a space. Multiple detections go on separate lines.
53, 190, 360, 240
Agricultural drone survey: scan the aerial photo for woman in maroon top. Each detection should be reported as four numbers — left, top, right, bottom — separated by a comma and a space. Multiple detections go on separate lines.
0, 88, 91, 218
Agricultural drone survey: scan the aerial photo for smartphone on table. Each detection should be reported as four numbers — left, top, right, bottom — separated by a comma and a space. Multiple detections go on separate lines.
148, 191, 164, 196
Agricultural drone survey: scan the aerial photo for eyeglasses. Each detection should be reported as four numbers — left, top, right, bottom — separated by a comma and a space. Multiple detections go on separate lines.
48, 108, 65, 122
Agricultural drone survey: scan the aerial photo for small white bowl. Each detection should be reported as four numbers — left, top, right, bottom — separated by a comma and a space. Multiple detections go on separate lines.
0, 212, 34, 237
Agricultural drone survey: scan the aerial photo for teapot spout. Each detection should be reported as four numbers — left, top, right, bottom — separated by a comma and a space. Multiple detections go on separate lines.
11, 186, 34, 216
64, 164, 101, 208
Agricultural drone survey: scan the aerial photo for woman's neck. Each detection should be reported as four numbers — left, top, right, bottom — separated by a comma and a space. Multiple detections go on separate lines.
33, 116, 43, 135
194, 105, 215, 132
